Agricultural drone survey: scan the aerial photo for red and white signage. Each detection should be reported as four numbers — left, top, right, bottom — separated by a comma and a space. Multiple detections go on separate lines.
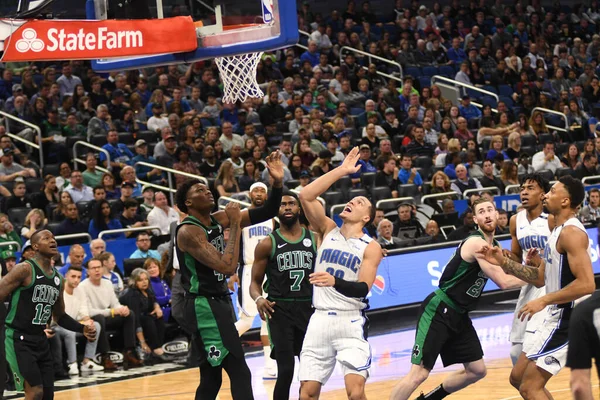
2, 16, 198, 61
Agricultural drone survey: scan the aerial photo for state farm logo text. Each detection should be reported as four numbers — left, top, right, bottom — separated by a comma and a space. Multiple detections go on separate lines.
15, 27, 143, 53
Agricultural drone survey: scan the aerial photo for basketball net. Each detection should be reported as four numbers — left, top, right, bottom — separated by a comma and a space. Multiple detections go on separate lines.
215, 52, 265, 103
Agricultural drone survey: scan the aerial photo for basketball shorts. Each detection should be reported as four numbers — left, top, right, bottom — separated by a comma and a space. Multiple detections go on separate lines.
510, 284, 546, 344
298, 309, 371, 385
267, 300, 313, 359
411, 291, 483, 370
238, 264, 266, 318
183, 294, 244, 367
5, 328, 54, 391
523, 305, 572, 376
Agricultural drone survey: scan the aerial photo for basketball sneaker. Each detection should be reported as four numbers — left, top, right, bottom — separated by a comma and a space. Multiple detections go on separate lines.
81, 359, 105, 372
67, 362, 79, 375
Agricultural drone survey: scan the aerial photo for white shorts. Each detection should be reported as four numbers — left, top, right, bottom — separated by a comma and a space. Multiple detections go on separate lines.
298, 309, 371, 385
523, 305, 571, 376
510, 284, 546, 344
237, 264, 266, 317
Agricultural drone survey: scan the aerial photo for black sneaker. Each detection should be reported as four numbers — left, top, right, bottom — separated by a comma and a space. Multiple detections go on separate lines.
54, 369, 70, 381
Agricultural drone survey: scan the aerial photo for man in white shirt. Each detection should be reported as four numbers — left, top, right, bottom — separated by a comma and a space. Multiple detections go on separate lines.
79, 259, 143, 368
532, 142, 562, 173
52, 267, 105, 374
147, 191, 180, 235
219, 122, 244, 154
309, 24, 332, 51
580, 188, 600, 223
146, 103, 169, 133
65, 170, 94, 203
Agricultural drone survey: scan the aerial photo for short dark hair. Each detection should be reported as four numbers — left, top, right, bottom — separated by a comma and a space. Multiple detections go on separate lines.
123, 199, 138, 209
583, 153, 596, 163
67, 266, 83, 274
498, 208, 507, 215
93, 186, 105, 194
175, 179, 202, 213
137, 232, 150, 240
522, 172, 550, 193
559, 175, 585, 210
589, 188, 600, 196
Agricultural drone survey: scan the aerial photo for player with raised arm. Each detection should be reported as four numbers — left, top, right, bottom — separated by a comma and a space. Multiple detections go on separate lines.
505, 173, 553, 367
0, 230, 96, 400
478, 175, 596, 400
390, 198, 525, 400
298, 147, 383, 400
234, 182, 278, 379
175, 151, 284, 400
251, 192, 317, 400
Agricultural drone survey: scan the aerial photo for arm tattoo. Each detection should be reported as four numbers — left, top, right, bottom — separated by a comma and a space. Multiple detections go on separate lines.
223, 222, 240, 262
502, 257, 540, 283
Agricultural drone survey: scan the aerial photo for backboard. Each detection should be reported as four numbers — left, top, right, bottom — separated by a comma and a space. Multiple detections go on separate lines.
85, 0, 298, 72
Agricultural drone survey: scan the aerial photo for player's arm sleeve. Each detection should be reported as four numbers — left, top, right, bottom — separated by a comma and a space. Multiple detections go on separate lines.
334, 241, 382, 297
247, 185, 283, 226
567, 305, 593, 369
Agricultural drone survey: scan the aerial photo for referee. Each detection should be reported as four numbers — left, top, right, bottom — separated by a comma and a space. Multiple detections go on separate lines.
567, 290, 600, 399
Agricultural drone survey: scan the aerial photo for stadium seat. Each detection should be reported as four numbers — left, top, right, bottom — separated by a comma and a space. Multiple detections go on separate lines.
286, 179, 299, 189
322, 191, 344, 213
405, 67, 420, 78
555, 168, 572, 178
361, 172, 376, 191
481, 97, 497, 108
499, 96, 514, 108
348, 188, 368, 200
42, 163, 60, 177
439, 65, 455, 77
7, 207, 31, 228
371, 186, 392, 204
397, 184, 419, 198
538, 169, 554, 182
482, 85, 498, 95
137, 130, 160, 144
334, 176, 352, 200
47, 221, 61, 234
498, 85, 513, 97
25, 178, 43, 194
519, 146, 536, 156
538, 133, 553, 144
520, 134, 537, 147
392, 135, 404, 153
91, 135, 108, 147
422, 66, 438, 77
419, 76, 431, 89
118, 132, 135, 145
67, 135, 86, 149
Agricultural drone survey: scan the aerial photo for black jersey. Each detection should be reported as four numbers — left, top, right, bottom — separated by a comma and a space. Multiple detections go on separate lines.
265, 228, 316, 301
438, 230, 499, 311
176, 215, 228, 296
5, 259, 61, 335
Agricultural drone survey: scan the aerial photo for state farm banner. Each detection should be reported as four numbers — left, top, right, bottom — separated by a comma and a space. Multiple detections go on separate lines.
1, 16, 198, 61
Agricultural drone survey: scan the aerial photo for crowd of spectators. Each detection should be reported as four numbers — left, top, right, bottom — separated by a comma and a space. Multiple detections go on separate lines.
2, 0, 600, 380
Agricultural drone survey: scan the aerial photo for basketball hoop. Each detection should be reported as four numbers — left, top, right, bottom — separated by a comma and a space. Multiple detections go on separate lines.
215, 51, 264, 103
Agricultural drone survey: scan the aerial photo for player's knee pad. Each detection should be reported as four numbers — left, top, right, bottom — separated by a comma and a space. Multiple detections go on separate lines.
510, 343, 522, 366
234, 313, 254, 336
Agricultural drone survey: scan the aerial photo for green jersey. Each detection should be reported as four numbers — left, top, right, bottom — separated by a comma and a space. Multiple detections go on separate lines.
5, 259, 62, 335
176, 215, 228, 296
438, 230, 499, 311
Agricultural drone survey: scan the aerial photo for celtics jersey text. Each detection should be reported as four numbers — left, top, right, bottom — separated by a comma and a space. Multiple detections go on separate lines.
265, 228, 316, 300
438, 231, 499, 311
176, 215, 228, 296
6, 259, 61, 335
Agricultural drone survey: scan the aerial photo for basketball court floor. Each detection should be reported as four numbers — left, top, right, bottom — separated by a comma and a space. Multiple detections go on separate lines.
7, 307, 593, 400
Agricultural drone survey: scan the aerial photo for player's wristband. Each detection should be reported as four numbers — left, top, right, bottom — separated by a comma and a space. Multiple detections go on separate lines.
254, 296, 265, 304
333, 278, 369, 298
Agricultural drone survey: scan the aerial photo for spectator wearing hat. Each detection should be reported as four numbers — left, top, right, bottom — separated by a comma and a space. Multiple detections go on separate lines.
111, 181, 140, 216
294, 170, 312, 191
5, 84, 23, 114
100, 128, 134, 177
65, 170, 94, 203
82, 152, 104, 188
139, 186, 154, 215
382, 108, 401, 137
147, 103, 169, 133
19, 240, 34, 262
459, 95, 482, 122
133, 140, 165, 185
393, 203, 425, 238
0, 148, 35, 182
1, 249, 17, 275
57, 63, 82, 98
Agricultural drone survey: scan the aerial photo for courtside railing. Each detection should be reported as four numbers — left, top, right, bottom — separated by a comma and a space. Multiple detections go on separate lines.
531, 107, 569, 134
99, 225, 161, 240
0, 110, 44, 169
431, 75, 499, 112
339, 46, 403, 82
73, 141, 111, 172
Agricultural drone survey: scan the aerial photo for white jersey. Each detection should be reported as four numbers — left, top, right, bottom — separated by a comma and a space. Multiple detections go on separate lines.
543, 217, 592, 306
241, 219, 274, 267
511, 210, 550, 343
313, 227, 372, 311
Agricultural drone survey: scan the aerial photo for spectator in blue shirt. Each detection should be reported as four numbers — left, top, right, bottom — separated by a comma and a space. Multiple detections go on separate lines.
350, 144, 378, 184
58, 244, 88, 280
130, 232, 161, 260
459, 95, 482, 122
398, 154, 423, 189
447, 38, 467, 64
100, 129, 135, 178
443, 152, 461, 180
132, 139, 165, 185
88, 200, 125, 240
300, 40, 321, 67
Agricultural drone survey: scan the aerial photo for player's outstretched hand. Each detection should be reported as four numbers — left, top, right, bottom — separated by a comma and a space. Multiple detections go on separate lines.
224, 201, 241, 224
476, 245, 503, 265
518, 297, 546, 321
83, 321, 97, 342
265, 150, 284, 184
525, 248, 542, 268
309, 271, 335, 287
339, 147, 361, 175
256, 298, 276, 321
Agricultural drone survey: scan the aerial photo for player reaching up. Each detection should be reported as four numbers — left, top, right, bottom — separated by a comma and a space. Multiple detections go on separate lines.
390, 198, 525, 400
505, 173, 553, 366
298, 147, 383, 400
0, 230, 96, 399
478, 176, 595, 400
